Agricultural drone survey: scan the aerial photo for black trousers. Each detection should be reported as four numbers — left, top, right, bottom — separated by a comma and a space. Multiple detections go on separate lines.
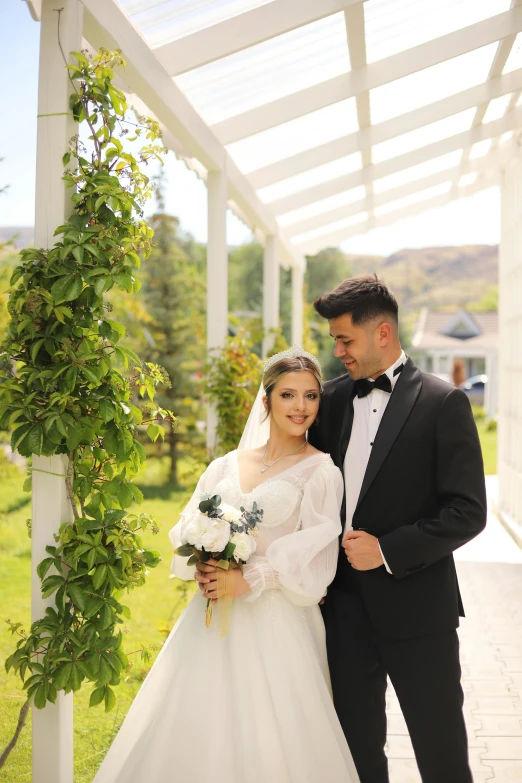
321, 587, 472, 783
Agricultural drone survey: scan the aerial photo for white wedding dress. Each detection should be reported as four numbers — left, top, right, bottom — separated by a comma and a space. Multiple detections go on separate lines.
92, 450, 359, 783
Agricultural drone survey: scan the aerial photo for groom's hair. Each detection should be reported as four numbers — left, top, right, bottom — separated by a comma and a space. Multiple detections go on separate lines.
313, 274, 399, 326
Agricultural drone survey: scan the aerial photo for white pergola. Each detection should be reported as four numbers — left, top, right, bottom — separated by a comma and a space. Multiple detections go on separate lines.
23, 1, 522, 780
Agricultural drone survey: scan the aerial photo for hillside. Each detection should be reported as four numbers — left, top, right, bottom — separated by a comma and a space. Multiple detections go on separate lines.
346, 244, 498, 313
0, 227, 498, 314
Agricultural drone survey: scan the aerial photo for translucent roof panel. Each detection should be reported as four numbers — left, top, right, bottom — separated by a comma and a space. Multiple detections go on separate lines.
459, 173, 478, 187
373, 150, 463, 194
175, 13, 349, 125
118, 0, 276, 49
277, 186, 366, 227
370, 43, 497, 125
226, 98, 359, 173
375, 182, 452, 216
482, 94, 512, 124
292, 212, 369, 246
257, 153, 362, 204
502, 33, 522, 74
468, 139, 493, 159
365, 0, 510, 65
372, 109, 476, 164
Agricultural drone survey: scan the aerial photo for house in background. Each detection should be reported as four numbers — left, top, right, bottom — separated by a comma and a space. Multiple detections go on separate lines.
411, 308, 498, 417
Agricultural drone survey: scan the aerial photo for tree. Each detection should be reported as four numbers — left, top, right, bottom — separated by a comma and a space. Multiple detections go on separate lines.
469, 284, 498, 312
305, 248, 351, 304
304, 249, 353, 380
140, 184, 206, 483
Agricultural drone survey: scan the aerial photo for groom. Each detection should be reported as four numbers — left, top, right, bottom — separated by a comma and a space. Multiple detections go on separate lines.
308, 275, 487, 783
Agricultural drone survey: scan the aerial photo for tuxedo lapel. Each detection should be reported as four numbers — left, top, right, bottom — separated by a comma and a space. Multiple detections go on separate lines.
356, 357, 423, 508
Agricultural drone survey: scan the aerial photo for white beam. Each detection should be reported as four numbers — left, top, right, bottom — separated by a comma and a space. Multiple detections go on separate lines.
249, 67, 522, 189
270, 106, 522, 216
344, 4, 373, 207
285, 140, 519, 239
212, 8, 522, 144
457, 17, 518, 178
285, 140, 517, 237
263, 235, 280, 357
24, 0, 41, 21
155, 0, 366, 77
298, 171, 500, 255
33, 2, 80, 780
81, 0, 300, 269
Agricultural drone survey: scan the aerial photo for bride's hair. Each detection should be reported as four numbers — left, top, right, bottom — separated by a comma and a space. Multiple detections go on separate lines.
262, 357, 322, 419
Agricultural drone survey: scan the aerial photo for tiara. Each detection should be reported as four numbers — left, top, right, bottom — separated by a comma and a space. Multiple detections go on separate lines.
263, 345, 322, 374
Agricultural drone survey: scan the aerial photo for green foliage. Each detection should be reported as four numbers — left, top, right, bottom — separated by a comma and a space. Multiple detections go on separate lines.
0, 49, 174, 713
472, 405, 486, 422
468, 284, 498, 312
228, 241, 293, 350
304, 249, 353, 380
139, 177, 206, 482
305, 248, 351, 305
204, 332, 263, 456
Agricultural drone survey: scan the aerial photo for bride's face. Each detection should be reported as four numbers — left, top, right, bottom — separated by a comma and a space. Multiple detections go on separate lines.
264, 371, 321, 437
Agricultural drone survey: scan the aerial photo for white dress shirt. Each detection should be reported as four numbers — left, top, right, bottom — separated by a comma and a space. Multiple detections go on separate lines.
343, 350, 406, 574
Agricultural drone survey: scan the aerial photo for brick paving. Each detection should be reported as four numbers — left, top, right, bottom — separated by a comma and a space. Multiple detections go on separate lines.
387, 479, 522, 782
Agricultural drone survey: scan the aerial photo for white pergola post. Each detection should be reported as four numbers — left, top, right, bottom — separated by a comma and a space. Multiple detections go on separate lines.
206, 169, 228, 450
32, 1, 83, 780
484, 351, 499, 420
262, 235, 280, 357
291, 265, 304, 347
498, 156, 522, 546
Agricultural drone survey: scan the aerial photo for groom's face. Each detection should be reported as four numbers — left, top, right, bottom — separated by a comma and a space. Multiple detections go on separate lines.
329, 313, 385, 380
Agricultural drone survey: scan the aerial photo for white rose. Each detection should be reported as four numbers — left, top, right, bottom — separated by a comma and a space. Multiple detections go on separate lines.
200, 519, 231, 553
219, 503, 243, 524
231, 531, 256, 563
180, 512, 208, 547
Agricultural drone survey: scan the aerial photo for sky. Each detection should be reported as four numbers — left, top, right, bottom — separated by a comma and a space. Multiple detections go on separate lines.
0, 1, 502, 256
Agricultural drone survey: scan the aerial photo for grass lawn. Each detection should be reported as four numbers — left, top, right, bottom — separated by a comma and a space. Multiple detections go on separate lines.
476, 420, 497, 475
0, 456, 196, 783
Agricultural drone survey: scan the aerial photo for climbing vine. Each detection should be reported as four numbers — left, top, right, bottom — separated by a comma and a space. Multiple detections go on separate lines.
204, 331, 263, 456
1, 48, 174, 713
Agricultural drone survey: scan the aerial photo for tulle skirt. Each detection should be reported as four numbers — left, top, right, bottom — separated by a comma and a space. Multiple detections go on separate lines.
92, 589, 359, 783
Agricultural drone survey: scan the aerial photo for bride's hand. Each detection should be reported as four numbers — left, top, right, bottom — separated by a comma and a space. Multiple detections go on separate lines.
195, 559, 217, 598
195, 560, 251, 601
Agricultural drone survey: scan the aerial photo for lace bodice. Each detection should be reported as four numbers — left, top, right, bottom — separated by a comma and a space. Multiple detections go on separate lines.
168, 450, 344, 606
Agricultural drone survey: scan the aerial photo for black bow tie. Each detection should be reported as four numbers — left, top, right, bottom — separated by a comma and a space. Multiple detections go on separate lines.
354, 364, 404, 398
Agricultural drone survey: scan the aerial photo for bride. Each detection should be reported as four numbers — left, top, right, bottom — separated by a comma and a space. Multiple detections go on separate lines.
92, 347, 359, 783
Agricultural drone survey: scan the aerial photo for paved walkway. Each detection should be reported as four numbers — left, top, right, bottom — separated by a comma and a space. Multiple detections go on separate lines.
387, 478, 522, 783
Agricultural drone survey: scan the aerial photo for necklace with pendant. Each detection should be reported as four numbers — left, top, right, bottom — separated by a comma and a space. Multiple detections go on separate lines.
261, 439, 307, 473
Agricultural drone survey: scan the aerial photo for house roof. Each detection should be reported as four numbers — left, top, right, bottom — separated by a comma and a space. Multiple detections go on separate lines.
412, 307, 498, 351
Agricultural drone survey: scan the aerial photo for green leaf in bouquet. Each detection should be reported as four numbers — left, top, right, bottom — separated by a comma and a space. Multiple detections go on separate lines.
198, 494, 221, 515
221, 541, 236, 561
186, 554, 199, 566
175, 544, 195, 558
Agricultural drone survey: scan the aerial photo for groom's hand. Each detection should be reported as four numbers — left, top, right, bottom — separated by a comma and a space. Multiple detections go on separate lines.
343, 530, 384, 571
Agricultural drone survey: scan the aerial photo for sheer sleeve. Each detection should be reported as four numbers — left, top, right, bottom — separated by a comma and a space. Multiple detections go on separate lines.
167, 456, 225, 581
243, 460, 343, 606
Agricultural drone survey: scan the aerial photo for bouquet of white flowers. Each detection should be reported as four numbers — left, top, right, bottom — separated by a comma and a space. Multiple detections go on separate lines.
175, 493, 263, 629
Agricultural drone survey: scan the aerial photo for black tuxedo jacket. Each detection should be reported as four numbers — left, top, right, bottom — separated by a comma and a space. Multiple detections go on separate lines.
308, 357, 487, 639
